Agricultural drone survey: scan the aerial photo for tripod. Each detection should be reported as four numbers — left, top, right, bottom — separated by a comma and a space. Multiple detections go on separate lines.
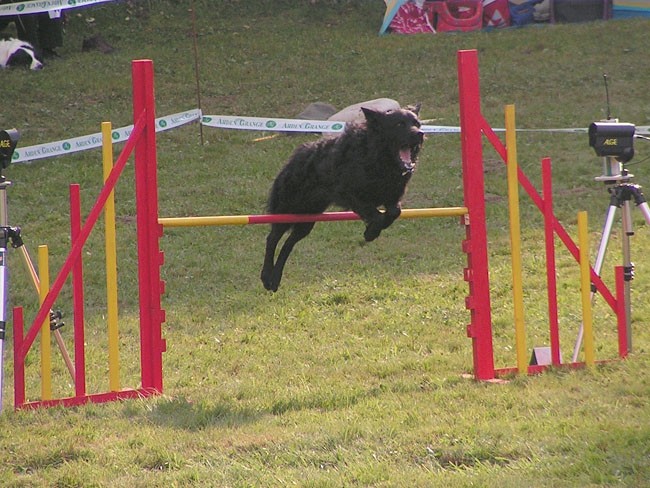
0, 173, 73, 413
571, 162, 650, 362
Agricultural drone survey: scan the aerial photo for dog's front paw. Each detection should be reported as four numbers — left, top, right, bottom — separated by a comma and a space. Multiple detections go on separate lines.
364, 224, 382, 242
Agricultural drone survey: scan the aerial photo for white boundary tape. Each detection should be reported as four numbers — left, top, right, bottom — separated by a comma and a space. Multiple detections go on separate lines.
201, 115, 345, 133
13, 109, 201, 163
202, 115, 461, 134
11, 109, 650, 164
0, 0, 115, 16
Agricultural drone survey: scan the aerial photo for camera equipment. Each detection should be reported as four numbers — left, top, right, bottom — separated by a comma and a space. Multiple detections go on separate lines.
588, 121, 635, 163
0, 129, 20, 170
573, 76, 650, 361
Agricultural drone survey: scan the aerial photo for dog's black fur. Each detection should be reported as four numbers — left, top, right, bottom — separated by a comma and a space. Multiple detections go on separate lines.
261, 104, 424, 291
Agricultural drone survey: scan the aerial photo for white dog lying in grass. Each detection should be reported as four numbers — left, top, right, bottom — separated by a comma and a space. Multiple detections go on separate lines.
0, 38, 43, 70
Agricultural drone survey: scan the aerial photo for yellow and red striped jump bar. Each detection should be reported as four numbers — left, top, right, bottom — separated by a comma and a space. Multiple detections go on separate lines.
158, 207, 468, 228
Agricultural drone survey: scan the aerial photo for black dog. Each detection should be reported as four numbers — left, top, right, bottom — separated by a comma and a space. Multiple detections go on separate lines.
261, 104, 424, 291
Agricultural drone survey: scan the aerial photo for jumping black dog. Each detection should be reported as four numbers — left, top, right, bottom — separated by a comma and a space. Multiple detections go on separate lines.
261, 105, 424, 292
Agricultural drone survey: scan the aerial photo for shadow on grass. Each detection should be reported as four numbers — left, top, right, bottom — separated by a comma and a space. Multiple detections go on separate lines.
138, 396, 262, 431
267, 384, 383, 416
140, 384, 386, 431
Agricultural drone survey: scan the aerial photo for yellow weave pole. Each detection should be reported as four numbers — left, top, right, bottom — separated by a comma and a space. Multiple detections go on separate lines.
38, 245, 52, 401
102, 122, 120, 391
400, 207, 467, 219
159, 215, 250, 227
18, 246, 75, 381
505, 105, 527, 374
578, 211, 595, 367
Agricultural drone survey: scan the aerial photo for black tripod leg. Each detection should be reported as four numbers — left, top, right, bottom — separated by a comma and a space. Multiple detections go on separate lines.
628, 184, 650, 226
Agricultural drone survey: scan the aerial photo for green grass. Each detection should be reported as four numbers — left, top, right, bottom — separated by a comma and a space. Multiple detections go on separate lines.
1, 1, 650, 486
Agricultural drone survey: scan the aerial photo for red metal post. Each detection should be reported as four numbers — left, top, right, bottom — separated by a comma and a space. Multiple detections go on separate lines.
12, 306, 25, 407
132, 59, 166, 393
615, 266, 628, 358
542, 158, 561, 365
457, 50, 495, 380
69, 184, 87, 398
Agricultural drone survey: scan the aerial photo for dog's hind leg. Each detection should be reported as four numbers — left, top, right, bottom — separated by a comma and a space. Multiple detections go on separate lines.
266, 222, 315, 292
261, 223, 291, 291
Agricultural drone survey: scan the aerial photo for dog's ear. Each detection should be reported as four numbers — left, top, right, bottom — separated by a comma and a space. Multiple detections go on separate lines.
405, 103, 422, 116
361, 107, 383, 125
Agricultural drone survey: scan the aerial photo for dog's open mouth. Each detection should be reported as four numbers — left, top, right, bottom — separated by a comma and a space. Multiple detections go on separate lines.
399, 143, 421, 175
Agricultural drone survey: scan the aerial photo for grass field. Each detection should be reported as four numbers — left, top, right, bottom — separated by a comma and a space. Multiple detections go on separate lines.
1, 1, 650, 486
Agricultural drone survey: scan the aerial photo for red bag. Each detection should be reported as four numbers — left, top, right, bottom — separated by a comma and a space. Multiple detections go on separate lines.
428, 0, 484, 32
389, 3, 436, 34
482, 0, 511, 27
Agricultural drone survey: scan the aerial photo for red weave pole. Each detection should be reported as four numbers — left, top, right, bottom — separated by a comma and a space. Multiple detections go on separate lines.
249, 209, 465, 225
69, 184, 86, 398
248, 211, 361, 225
615, 266, 628, 358
458, 50, 495, 380
20, 111, 147, 357
542, 158, 561, 365
12, 306, 25, 408
133, 59, 165, 393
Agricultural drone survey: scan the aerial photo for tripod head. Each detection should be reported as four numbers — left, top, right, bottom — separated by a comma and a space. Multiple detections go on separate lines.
0, 129, 20, 174
593, 156, 633, 185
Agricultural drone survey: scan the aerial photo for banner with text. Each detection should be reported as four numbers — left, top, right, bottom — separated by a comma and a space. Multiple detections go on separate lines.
0, 0, 115, 16
13, 109, 200, 164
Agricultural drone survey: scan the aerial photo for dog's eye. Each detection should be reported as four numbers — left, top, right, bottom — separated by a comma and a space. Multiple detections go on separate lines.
396, 121, 405, 128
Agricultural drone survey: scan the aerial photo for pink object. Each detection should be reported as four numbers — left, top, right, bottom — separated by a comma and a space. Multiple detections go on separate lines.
389, 3, 435, 34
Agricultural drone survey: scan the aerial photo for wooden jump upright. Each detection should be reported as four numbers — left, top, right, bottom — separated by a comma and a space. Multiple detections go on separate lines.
457, 49, 629, 378
457, 49, 496, 380
12, 60, 166, 409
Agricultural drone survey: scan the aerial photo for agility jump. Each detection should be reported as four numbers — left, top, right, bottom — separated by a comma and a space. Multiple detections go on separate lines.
9, 49, 633, 410
12, 60, 165, 410
457, 49, 628, 378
